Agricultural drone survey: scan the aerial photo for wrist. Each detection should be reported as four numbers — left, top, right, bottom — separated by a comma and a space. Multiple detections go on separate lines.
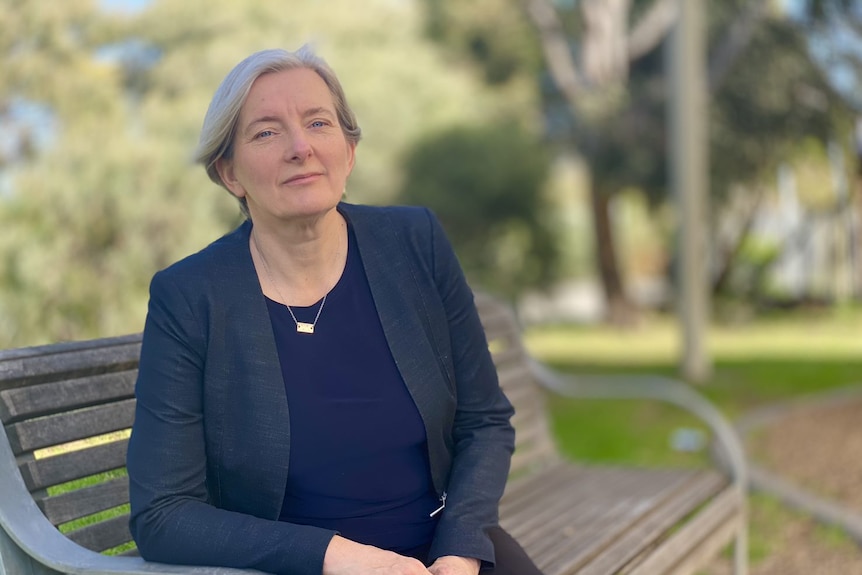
434, 555, 481, 574
322, 535, 353, 574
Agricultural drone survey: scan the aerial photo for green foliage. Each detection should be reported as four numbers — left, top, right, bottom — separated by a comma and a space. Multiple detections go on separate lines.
721, 236, 783, 301
399, 122, 558, 299
421, 0, 542, 85
0, 0, 517, 347
709, 17, 853, 201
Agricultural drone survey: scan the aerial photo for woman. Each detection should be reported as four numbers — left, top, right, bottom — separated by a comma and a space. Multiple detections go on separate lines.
126, 46, 542, 575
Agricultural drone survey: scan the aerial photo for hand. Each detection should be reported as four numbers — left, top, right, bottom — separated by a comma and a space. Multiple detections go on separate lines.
427, 556, 480, 575
322, 535, 431, 574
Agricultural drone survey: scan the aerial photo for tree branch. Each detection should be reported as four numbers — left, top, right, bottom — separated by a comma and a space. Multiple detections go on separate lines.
521, 0, 584, 102
712, 185, 766, 294
582, 0, 631, 85
708, 0, 772, 92
627, 0, 678, 61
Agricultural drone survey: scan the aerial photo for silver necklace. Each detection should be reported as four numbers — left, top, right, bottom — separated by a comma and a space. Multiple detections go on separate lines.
252, 232, 327, 335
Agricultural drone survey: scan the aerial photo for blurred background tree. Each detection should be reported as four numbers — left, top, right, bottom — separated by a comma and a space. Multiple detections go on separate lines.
1, 0, 860, 346
708, 11, 854, 300
0, 0, 535, 347
0, 0, 154, 345
400, 122, 557, 300
420, 0, 858, 322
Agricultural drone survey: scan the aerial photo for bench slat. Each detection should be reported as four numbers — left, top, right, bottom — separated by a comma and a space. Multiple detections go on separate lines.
19, 439, 128, 491
509, 397, 546, 430
5, 399, 135, 454
0, 370, 136, 423
541, 471, 727, 575
489, 343, 528, 372
500, 465, 708, 573
65, 513, 132, 553
510, 417, 553, 450
626, 485, 742, 575
502, 458, 568, 500
38, 477, 130, 526
519, 470, 699, 563
509, 442, 559, 477
0, 339, 141, 389
495, 362, 534, 393
498, 378, 536, 406
503, 466, 691, 548
503, 464, 604, 517
475, 296, 518, 327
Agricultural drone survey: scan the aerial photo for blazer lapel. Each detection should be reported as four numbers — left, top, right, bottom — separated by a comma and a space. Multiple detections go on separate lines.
211, 221, 292, 518
340, 204, 453, 493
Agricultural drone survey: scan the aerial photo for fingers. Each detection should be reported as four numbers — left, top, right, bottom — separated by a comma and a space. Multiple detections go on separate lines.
323, 535, 432, 574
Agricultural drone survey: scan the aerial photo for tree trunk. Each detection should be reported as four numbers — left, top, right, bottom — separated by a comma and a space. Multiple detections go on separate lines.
712, 186, 765, 295
856, 174, 862, 300
589, 181, 636, 324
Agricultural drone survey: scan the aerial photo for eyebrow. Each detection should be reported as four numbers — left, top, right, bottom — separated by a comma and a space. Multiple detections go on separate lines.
244, 115, 282, 133
302, 107, 335, 120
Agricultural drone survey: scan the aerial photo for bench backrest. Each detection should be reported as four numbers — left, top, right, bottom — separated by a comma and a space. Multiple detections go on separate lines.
473, 293, 558, 477
0, 293, 556, 555
0, 335, 141, 554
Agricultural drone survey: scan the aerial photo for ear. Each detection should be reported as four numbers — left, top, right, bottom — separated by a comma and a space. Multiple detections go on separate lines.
216, 157, 246, 199
345, 141, 357, 176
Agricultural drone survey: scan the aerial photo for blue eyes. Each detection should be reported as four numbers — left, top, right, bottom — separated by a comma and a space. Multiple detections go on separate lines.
254, 121, 329, 140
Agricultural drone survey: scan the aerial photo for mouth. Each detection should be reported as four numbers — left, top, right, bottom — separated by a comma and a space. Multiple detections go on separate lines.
284, 172, 323, 185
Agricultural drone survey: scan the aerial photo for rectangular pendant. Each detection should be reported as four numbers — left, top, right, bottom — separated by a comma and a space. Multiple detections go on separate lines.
296, 322, 315, 334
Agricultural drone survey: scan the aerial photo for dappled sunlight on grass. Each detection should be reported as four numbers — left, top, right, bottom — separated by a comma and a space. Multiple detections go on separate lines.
524, 320, 678, 365
548, 398, 710, 468
35, 429, 131, 459
523, 307, 862, 417
524, 305, 862, 366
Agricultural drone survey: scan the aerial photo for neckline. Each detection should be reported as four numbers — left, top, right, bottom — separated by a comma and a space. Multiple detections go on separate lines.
263, 223, 354, 311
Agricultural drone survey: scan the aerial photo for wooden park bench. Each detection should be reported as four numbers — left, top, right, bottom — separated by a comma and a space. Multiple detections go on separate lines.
0, 292, 747, 575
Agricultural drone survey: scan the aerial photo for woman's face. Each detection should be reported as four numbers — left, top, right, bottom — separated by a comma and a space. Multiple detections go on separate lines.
217, 67, 356, 225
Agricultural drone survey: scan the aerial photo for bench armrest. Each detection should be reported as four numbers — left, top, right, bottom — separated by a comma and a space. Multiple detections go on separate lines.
0, 424, 262, 575
529, 360, 747, 487
529, 360, 749, 575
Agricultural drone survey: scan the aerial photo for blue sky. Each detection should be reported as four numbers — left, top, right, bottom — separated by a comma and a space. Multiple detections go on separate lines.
100, 0, 150, 13
94, 0, 819, 18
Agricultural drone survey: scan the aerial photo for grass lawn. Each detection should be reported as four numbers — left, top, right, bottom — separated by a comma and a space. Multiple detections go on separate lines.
525, 307, 862, 464
523, 305, 862, 569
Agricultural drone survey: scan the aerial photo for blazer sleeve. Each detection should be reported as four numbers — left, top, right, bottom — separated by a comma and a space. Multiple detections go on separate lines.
422, 210, 516, 566
126, 269, 336, 575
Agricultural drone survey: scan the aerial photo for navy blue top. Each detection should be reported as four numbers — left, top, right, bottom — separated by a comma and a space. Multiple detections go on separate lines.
266, 226, 440, 553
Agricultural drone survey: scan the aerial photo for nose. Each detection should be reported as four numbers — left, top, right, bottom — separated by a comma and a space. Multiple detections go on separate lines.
286, 130, 312, 162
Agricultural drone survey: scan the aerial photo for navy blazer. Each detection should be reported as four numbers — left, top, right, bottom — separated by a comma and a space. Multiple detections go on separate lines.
127, 203, 515, 575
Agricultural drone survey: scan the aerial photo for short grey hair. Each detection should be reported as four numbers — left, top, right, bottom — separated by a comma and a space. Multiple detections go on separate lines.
195, 46, 362, 217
